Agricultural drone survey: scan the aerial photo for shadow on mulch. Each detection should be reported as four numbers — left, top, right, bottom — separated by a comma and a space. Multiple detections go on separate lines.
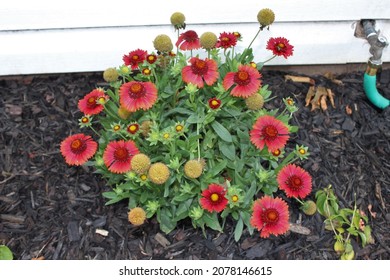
0, 68, 389, 260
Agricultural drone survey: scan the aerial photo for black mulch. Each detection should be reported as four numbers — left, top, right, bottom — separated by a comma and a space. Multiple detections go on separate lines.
1, 68, 389, 260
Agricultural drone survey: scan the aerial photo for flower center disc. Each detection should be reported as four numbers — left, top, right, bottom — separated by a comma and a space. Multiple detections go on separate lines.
114, 147, 129, 162
70, 139, 86, 153
232, 195, 239, 202
277, 43, 285, 50
234, 71, 250, 85
210, 193, 219, 202
262, 208, 279, 224
263, 125, 278, 139
192, 59, 208, 75
288, 175, 303, 190
129, 83, 145, 99
132, 55, 139, 60
87, 97, 97, 107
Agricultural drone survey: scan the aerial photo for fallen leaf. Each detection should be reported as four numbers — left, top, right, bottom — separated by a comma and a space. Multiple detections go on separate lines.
320, 95, 328, 111
367, 204, 377, 218
327, 89, 336, 108
32, 256, 45, 260
375, 181, 386, 210
305, 86, 316, 107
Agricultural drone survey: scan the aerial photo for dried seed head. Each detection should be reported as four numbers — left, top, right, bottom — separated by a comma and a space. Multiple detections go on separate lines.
170, 12, 186, 29
257, 8, 275, 27
200, 32, 218, 50
131, 153, 151, 174
148, 162, 170, 185
153, 34, 173, 53
184, 159, 203, 179
103, 67, 119, 82
245, 93, 264, 110
128, 207, 146, 226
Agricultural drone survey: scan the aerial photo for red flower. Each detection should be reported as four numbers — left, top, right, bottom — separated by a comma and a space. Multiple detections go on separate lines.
250, 196, 290, 238
216, 32, 237, 49
123, 49, 147, 69
78, 89, 108, 115
182, 57, 219, 88
127, 123, 139, 135
103, 140, 139, 174
250, 115, 290, 152
60, 134, 97, 166
222, 65, 261, 98
176, 30, 201, 51
119, 81, 158, 112
266, 37, 294, 59
200, 184, 228, 213
208, 97, 221, 109
277, 164, 312, 199
146, 54, 157, 64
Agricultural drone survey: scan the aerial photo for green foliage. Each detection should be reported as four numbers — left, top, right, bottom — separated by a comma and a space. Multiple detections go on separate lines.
315, 185, 374, 260
0, 245, 13, 260
61, 11, 310, 240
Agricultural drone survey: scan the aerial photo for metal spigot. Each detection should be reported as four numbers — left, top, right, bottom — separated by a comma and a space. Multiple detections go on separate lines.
360, 19, 388, 65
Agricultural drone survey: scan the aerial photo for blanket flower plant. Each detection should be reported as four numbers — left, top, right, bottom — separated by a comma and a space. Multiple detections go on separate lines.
61, 8, 315, 240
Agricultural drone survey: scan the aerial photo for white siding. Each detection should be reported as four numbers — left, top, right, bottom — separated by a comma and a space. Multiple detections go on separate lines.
1, 0, 390, 75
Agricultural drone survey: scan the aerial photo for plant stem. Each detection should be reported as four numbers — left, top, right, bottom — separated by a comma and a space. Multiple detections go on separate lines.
247, 27, 261, 49
262, 55, 277, 65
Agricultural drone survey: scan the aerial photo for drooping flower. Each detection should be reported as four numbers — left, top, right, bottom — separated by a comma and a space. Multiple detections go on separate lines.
250, 196, 290, 238
148, 162, 170, 185
266, 37, 294, 59
223, 65, 261, 98
184, 159, 203, 179
119, 81, 158, 112
216, 32, 237, 49
200, 32, 218, 50
123, 49, 147, 70
208, 97, 221, 109
128, 207, 146, 226
277, 164, 312, 199
60, 134, 97, 166
176, 30, 201, 51
250, 115, 290, 152
182, 57, 219, 88
103, 140, 139, 174
200, 184, 228, 213
78, 88, 108, 115
131, 153, 151, 175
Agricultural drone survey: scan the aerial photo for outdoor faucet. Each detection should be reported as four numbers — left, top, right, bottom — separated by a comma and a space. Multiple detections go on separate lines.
355, 19, 389, 109
361, 19, 388, 65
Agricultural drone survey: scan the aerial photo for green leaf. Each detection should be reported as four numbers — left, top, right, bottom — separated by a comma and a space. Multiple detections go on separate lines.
234, 219, 244, 242
218, 141, 236, 161
209, 160, 227, 177
211, 121, 233, 142
203, 212, 222, 232
174, 199, 193, 221
0, 245, 13, 260
157, 208, 177, 234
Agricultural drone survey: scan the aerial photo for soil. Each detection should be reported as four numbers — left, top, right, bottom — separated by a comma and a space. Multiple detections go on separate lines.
1, 68, 389, 260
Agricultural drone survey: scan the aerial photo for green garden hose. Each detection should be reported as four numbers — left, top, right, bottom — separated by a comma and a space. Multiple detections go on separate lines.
363, 64, 390, 109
